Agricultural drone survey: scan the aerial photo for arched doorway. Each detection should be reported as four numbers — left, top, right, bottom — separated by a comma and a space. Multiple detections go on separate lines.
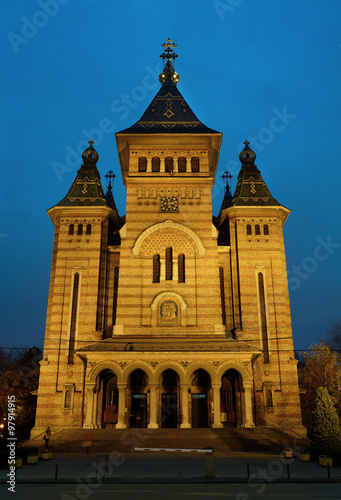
97, 369, 118, 429
160, 369, 179, 428
190, 369, 211, 428
128, 369, 148, 428
220, 369, 242, 427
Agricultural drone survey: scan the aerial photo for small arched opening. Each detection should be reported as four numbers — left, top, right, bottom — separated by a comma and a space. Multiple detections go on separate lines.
96, 369, 118, 429
160, 369, 180, 428
220, 369, 242, 427
190, 369, 211, 428
128, 369, 149, 428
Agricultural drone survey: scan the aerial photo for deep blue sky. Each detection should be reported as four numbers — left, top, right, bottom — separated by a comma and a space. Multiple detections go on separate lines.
1, 0, 340, 352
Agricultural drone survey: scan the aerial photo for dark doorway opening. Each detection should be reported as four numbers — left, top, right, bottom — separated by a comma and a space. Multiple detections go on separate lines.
192, 394, 208, 428
129, 369, 148, 428
191, 369, 211, 428
161, 369, 179, 428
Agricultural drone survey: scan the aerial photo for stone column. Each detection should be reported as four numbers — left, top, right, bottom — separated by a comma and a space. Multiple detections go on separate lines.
147, 157, 152, 172
173, 158, 178, 173
116, 384, 127, 429
160, 258, 165, 281
173, 255, 178, 282
242, 383, 255, 428
212, 384, 223, 428
160, 157, 165, 173
84, 384, 95, 428
93, 389, 99, 428
148, 384, 159, 428
180, 386, 191, 428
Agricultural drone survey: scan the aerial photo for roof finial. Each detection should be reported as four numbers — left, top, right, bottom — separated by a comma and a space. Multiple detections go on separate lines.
222, 170, 233, 191
159, 38, 180, 86
81, 140, 99, 165
105, 170, 116, 192
239, 139, 256, 168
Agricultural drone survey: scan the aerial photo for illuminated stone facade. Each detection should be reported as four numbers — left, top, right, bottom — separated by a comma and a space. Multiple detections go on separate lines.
31, 41, 304, 438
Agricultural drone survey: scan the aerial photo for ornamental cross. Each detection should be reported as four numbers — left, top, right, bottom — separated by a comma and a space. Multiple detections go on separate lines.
160, 38, 178, 63
222, 170, 233, 189
105, 170, 116, 190
243, 140, 250, 147
88, 140, 94, 147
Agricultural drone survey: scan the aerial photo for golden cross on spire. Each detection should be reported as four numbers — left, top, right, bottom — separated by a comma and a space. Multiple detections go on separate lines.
160, 37, 178, 63
88, 140, 94, 147
243, 140, 250, 147
161, 38, 177, 50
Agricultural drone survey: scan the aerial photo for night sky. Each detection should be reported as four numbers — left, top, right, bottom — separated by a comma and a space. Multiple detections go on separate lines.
2, 0, 340, 352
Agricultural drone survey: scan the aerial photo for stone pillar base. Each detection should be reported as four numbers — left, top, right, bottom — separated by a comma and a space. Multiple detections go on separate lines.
180, 423, 191, 429
116, 422, 127, 429
212, 422, 224, 429
242, 422, 256, 428
147, 423, 159, 429
83, 423, 95, 429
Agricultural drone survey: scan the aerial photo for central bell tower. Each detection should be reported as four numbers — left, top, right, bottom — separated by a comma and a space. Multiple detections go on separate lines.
114, 38, 224, 337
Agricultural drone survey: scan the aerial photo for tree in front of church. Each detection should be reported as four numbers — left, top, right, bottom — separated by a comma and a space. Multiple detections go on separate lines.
312, 387, 341, 454
0, 347, 41, 440
323, 319, 341, 351
297, 342, 341, 434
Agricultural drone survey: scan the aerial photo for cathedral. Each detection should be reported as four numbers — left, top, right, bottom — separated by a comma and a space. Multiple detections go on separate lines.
31, 40, 304, 438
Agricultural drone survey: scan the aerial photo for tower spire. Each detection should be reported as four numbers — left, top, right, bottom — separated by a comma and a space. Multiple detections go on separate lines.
159, 38, 180, 86
105, 170, 117, 209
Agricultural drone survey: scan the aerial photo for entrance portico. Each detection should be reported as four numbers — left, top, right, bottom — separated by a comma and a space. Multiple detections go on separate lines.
79, 338, 259, 430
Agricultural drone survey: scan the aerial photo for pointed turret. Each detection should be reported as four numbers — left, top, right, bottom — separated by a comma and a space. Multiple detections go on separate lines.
118, 38, 218, 134
55, 142, 112, 207
229, 141, 282, 207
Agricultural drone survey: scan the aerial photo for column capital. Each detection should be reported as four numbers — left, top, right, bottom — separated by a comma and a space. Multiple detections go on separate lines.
117, 383, 127, 390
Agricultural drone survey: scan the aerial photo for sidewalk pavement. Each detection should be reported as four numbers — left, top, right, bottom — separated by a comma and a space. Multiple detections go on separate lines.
1, 452, 341, 484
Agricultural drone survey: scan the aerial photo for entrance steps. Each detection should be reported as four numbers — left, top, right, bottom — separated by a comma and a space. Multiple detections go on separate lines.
24, 426, 308, 453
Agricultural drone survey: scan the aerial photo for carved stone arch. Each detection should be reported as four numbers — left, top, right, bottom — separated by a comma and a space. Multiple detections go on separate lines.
216, 360, 252, 385
185, 360, 218, 386
154, 361, 186, 386
122, 360, 154, 384
86, 360, 124, 385
151, 291, 187, 328
131, 220, 205, 257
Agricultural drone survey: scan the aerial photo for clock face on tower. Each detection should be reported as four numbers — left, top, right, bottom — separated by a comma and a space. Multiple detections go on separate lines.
160, 196, 178, 212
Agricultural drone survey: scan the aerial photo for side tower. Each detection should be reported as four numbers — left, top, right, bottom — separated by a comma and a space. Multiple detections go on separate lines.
31, 144, 121, 437
217, 142, 303, 431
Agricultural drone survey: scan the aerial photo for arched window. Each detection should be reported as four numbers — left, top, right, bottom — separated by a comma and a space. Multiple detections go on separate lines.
112, 267, 119, 326
68, 224, 74, 236
68, 273, 80, 364
178, 254, 185, 283
255, 224, 260, 235
77, 223, 83, 235
263, 224, 269, 235
165, 247, 172, 280
258, 272, 269, 363
165, 156, 173, 172
153, 254, 160, 283
152, 156, 160, 172
138, 156, 147, 172
191, 156, 199, 172
178, 156, 186, 172
219, 267, 226, 326
64, 390, 71, 409
246, 224, 252, 235
86, 224, 91, 235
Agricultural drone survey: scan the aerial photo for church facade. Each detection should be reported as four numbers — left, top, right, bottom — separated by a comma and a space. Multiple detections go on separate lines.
31, 40, 304, 438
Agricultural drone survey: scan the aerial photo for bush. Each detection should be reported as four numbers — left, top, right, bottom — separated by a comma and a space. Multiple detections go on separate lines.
312, 387, 341, 455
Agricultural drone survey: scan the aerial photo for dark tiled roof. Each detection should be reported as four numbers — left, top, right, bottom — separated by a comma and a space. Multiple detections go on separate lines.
229, 165, 281, 207
56, 163, 112, 207
118, 83, 218, 134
